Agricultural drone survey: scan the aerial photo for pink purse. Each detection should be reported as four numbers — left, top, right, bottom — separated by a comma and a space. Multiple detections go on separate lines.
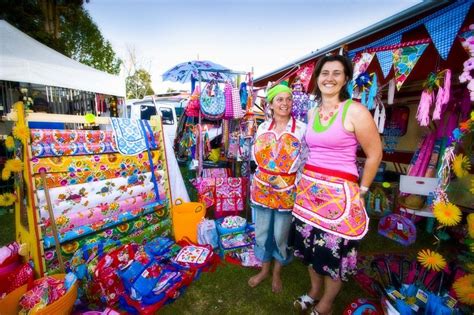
192, 177, 247, 217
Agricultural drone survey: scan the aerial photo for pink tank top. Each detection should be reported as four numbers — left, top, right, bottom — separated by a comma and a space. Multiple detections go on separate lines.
306, 100, 359, 177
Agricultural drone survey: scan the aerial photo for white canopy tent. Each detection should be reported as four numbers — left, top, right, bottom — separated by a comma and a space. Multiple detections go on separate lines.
0, 20, 125, 97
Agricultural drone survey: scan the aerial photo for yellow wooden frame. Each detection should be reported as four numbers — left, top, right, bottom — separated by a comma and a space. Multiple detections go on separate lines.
9, 111, 169, 276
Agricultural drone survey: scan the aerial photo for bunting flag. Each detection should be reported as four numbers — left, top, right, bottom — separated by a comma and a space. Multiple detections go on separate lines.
349, 2, 473, 66
352, 52, 375, 80
295, 61, 315, 92
375, 34, 402, 78
424, 1, 470, 60
393, 43, 428, 91
458, 29, 474, 55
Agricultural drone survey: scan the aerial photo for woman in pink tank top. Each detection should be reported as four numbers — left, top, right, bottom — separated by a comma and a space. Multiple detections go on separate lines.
291, 55, 382, 315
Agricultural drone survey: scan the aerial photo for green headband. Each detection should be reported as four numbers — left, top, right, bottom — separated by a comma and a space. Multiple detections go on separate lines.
266, 83, 292, 103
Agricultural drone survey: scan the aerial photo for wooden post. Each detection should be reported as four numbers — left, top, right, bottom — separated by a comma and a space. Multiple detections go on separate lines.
40, 171, 65, 273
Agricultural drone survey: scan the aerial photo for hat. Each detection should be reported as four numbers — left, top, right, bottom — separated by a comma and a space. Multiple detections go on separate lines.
266, 81, 292, 103
398, 194, 425, 210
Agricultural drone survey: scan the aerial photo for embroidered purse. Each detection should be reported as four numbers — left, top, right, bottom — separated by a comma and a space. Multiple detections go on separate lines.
200, 82, 225, 120
192, 177, 247, 217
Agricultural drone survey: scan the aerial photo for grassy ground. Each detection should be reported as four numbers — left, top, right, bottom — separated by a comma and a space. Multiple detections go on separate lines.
159, 219, 435, 315
160, 166, 438, 314
0, 166, 439, 314
0, 211, 14, 246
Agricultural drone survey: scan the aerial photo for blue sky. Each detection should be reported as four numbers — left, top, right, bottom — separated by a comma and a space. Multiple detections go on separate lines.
85, 0, 421, 93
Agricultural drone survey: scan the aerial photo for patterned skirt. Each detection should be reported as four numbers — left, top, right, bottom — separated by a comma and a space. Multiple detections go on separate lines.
289, 216, 359, 281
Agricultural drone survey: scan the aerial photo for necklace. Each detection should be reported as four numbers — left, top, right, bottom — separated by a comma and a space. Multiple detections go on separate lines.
318, 103, 340, 121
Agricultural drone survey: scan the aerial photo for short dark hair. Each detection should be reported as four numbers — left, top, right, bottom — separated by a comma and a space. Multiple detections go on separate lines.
312, 54, 353, 102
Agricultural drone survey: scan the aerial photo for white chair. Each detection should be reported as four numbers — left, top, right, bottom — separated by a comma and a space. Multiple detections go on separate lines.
398, 175, 439, 217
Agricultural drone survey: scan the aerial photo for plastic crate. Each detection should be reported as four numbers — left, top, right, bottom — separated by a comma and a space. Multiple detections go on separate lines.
215, 217, 247, 235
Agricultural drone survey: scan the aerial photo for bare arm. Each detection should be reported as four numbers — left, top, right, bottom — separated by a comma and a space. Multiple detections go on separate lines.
347, 102, 383, 189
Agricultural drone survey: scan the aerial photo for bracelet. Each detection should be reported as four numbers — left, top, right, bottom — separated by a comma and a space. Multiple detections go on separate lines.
360, 185, 369, 194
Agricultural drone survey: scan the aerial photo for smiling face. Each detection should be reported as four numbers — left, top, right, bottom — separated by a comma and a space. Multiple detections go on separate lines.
270, 92, 293, 118
317, 60, 348, 99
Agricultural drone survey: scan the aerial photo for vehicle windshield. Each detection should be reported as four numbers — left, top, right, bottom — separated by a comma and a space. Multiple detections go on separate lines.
160, 107, 174, 125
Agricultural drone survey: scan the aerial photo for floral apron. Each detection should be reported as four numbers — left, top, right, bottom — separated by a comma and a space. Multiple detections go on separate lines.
292, 165, 369, 240
251, 117, 302, 210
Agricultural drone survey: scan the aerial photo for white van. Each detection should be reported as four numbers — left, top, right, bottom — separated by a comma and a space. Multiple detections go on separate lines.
125, 98, 181, 144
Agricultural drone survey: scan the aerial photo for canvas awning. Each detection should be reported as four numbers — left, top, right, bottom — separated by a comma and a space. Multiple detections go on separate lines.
0, 20, 125, 97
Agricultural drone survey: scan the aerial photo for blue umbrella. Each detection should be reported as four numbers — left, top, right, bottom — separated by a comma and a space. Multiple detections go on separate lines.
162, 60, 233, 84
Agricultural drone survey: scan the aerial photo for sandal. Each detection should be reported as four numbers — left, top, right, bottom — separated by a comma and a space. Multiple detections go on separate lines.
293, 294, 316, 313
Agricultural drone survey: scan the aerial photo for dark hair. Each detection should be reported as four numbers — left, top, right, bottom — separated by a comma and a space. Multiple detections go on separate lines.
312, 54, 353, 102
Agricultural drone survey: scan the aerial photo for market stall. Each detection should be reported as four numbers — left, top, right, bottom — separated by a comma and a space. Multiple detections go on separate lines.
253, 1, 473, 313
0, 20, 126, 119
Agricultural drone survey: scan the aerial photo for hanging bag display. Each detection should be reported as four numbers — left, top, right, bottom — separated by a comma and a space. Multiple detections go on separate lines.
185, 86, 201, 117
232, 84, 244, 119
191, 177, 248, 217
200, 81, 225, 120
223, 83, 234, 119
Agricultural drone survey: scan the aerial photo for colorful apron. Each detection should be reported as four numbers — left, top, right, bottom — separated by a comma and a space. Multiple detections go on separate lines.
293, 166, 369, 240
251, 117, 302, 210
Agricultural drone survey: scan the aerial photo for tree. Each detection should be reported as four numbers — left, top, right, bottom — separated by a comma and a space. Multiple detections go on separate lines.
61, 8, 121, 74
0, 0, 121, 75
126, 69, 154, 99
123, 45, 154, 99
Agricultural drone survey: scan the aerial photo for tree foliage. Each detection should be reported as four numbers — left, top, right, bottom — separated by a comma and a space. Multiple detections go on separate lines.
126, 69, 154, 99
0, 0, 121, 75
61, 8, 121, 74
123, 46, 154, 99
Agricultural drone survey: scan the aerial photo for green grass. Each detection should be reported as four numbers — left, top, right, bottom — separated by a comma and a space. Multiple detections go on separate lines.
0, 211, 15, 246
159, 218, 436, 315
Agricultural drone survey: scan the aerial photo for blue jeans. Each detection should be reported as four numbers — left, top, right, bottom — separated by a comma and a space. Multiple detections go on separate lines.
252, 204, 293, 265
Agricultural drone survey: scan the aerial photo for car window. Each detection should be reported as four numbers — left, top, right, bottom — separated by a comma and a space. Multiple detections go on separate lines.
140, 105, 157, 120
160, 107, 174, 125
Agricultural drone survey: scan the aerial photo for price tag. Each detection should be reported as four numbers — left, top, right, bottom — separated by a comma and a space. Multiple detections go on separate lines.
397, 222, 404, 230
416, 289, 428, 304
445, 295, 457, 309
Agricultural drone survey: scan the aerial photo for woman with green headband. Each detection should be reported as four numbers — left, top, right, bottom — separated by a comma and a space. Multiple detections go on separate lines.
248, 81, 307, 293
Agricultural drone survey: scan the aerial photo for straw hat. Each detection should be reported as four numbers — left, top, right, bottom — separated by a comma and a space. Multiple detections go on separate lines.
398, 194, 425, 210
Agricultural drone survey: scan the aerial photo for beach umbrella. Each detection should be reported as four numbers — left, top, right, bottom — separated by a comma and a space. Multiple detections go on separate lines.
162, 60, 232, 84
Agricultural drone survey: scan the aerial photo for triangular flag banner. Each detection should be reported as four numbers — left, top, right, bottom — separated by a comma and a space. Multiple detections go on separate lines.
393, 43, 428, 91
424, 1, 471, 60
352, 52, 375, 80
376, 50, 395, 78
458, 29, 474, 55
375, 34, 402, 78
295, 61, 315, 92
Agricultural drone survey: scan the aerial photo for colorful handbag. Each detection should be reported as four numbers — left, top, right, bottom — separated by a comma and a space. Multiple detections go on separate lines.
223, 83, 234, 119
94, 244, 138, 305
185, 86, 201, 117
232, 85, 244, 119
172, 239, 219, 272
200, 82, 225, 120
192, 177, 247, 217
378, 214, 416, 246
